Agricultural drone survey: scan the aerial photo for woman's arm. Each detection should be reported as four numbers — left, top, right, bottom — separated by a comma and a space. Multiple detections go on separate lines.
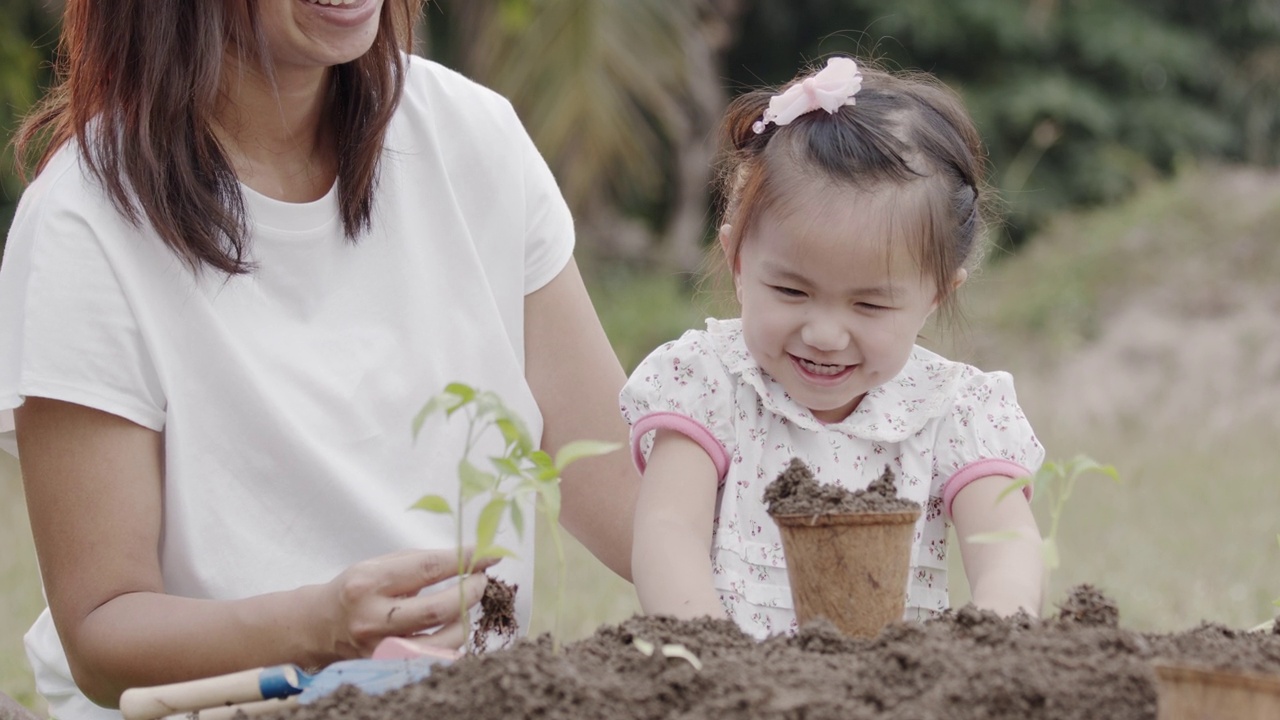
524, 259, 641, 580
631, 430, 724, 619
950, 475, 1045, 617
16, 398, 487, 708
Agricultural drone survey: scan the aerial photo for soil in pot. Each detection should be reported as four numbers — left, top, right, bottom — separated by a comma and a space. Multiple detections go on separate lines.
763, 459, 922, 638
280, 585, 1280, 720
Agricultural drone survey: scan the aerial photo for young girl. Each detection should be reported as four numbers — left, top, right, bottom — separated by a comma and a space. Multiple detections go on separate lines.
623, 56, 1046, 639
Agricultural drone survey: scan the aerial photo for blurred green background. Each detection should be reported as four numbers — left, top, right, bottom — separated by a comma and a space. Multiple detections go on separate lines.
4, 1, 1280, 715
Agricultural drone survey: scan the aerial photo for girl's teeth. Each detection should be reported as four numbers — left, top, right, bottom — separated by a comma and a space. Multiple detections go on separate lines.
800, 358, 845, 376
308, 0, 357, 5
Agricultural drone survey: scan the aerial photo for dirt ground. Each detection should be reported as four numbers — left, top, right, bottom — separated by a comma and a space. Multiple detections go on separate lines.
281, 586, 1280, 720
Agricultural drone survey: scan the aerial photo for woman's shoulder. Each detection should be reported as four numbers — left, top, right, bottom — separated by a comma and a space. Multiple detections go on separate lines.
7, 142, 123, 245
399, 54, 523, 130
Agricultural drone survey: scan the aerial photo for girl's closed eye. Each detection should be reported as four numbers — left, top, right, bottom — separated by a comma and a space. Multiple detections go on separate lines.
771, 285, 808, 298
855, 301, 891, 311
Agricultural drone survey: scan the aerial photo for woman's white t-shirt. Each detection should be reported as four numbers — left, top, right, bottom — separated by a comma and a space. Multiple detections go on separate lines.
0, 55, 573, 720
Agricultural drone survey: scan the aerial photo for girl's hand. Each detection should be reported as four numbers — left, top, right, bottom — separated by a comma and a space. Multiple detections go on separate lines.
317, 549, 496, 660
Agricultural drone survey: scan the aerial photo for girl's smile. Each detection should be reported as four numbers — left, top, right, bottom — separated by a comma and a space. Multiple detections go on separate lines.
730, 184, 950, 424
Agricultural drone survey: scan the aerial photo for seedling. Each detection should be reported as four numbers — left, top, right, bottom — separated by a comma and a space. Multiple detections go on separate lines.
968, 454, 1119, 571
1250, 534, 1280, 633
410, 382, 620, 651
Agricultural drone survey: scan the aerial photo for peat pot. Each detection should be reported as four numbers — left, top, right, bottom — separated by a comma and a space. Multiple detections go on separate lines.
1154, 661, 1280, 720
771, 509, 921, 639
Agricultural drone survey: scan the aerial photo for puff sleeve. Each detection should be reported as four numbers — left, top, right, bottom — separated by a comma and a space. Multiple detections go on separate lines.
933, 369, 1044, 518
618, 329, 735, 482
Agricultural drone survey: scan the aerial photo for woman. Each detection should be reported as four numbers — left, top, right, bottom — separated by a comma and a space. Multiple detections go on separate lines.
0, 2, 639, 718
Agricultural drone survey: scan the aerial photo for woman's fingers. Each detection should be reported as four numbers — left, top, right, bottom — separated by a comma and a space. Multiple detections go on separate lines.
384, 569, 488, 637
377, 548, 499, 597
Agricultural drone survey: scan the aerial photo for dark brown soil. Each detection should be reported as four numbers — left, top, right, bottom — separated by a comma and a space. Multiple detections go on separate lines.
472, 576, 518, 653
763, 458, 920, 516
283, 585, 1280, 720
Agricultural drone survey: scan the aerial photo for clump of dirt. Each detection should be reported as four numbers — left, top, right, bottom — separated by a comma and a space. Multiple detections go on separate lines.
281, 585, 1280, 720
1054, 583, 1120, 627
472, 576, 517, 653
763, 458, 920, 516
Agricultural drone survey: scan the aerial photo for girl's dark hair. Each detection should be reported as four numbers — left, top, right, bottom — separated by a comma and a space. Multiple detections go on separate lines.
715, 58, 994, 318
13, 0, 423, 275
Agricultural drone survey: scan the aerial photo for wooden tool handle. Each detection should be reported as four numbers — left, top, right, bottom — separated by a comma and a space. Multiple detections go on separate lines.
120, 666, 300, 720
158, 695, 300, 720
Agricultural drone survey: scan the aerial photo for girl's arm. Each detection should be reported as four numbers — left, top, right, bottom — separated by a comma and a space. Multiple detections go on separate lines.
16, 399, 487, 708
950, 475, 1046, 617
524, 259, 641, 580
631, 430, 725, 620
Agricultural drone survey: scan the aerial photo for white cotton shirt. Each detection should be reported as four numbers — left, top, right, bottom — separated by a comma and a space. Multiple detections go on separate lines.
0, 55, 573, 720
620, 318, 1044, 640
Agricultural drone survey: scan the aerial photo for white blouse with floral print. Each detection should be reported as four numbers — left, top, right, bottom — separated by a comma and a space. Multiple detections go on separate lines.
620, 318, 1044, 640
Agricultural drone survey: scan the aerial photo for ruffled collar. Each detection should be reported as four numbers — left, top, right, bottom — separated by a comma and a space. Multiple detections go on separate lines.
704, 318, 970, 443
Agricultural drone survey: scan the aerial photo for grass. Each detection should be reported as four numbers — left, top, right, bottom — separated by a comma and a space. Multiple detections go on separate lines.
5, 164, 1280, 713
1, 452, 45, 716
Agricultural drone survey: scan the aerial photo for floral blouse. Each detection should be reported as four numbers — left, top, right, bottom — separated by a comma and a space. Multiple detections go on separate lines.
620, 318, 1044, 640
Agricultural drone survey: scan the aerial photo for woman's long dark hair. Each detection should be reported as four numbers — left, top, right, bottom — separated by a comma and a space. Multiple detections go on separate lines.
13, 0, 422, 275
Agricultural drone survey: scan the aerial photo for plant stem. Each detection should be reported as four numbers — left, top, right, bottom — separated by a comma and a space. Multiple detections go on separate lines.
549, 505, 566, 653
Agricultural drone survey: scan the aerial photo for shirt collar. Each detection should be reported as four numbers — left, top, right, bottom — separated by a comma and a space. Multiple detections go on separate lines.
705, 317, 968, 442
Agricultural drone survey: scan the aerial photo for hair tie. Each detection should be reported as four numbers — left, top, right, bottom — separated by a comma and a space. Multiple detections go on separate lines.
752, 57, 863, 134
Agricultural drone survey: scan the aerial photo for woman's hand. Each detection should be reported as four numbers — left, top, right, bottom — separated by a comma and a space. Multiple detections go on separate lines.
316, 549, 495, 659
16, 397, 495, 707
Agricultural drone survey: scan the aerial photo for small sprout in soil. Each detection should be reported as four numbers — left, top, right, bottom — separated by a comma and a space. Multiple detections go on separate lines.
1250, 534, 1280, 633
410, 382, 620, 652
631, 637, 704, 671
967, 454, 1119, 571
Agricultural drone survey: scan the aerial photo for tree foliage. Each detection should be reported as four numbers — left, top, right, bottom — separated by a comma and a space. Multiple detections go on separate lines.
0, 0, 57, 244
2, 1, 1277, 258
725, 0, 1280, 248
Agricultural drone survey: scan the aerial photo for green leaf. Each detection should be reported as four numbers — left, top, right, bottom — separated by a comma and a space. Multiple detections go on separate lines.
459, 459, 495, 502
476, 497, 508, 550
529, 450, 555, 471
994, 477, 1034, 503
509, 500, 525, 539
474, 544, 519, 562
554, 439, 622, 471
412, 384, 473, 438
442, 383, 476, 416
491, 455, 523, 477
496, 417, 533, 455
966, 530, 1025, 545
410, 494, 452, 515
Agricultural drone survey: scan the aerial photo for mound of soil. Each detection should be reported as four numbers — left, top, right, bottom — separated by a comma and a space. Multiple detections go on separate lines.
284, 586, 1280, 720
763, 458, 920, 516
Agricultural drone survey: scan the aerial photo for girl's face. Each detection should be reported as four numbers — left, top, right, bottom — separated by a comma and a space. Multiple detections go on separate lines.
254, 0, 386, 73
730, 187, 953, 423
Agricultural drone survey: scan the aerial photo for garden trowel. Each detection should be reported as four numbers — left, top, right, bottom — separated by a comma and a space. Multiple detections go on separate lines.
119, 641, 458, 720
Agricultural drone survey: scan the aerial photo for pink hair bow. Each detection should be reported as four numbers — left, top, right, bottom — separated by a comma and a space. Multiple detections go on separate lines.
752, 57, 863, 134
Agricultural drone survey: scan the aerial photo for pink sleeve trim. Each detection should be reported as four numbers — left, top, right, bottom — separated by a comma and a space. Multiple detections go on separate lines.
942, 458, 1034, 519
630, 412, 731, 482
